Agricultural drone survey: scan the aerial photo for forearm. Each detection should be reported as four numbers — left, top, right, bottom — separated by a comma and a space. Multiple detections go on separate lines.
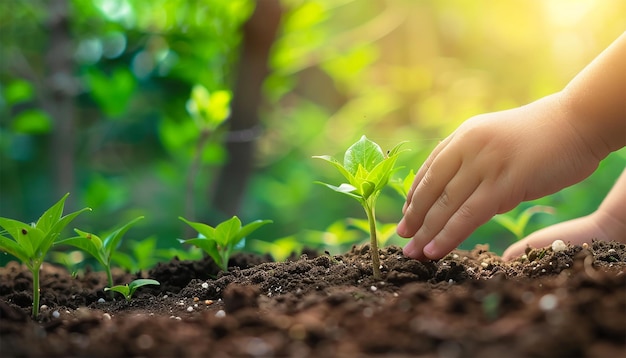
560, 32, 626, 159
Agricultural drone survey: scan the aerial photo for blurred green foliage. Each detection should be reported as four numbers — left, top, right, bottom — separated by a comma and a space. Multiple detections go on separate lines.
1, 0, 624, 268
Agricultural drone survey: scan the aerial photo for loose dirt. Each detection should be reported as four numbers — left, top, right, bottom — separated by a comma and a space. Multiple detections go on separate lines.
1, 240, 625, 357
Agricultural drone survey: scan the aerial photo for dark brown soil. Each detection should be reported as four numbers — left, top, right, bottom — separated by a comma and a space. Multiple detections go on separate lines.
1, 240, 625, 358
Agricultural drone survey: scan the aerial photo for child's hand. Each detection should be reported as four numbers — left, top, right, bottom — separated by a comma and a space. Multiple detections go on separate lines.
503, 169, 626, 260
397, 93, 602, 260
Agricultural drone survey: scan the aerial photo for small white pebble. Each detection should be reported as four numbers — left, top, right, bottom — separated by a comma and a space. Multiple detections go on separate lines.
163, 295, 168, 299
370, 285, 378, 292
551, 239, 567, 252
187, 306, 194, 312
481, 262, 489, 268
539, 294, 558, 311
448, 279, 454, 284
40, 305, 48, 310
608, 248, 616, 254
201, 282, 209, 289
452, 254, 459, 259
521, 254, 528, 260
194, 304, 198, 308
97, 298, 106, 303
52, 310, 60, 318
102, 313, 111, 320
215, 310, 226, 318
362, 307, 374, 318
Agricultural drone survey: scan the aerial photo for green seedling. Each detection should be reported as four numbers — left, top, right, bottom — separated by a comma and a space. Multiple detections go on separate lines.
0, 193, 91, 318
111, 236, 160, 273
105, 278, 160, 301
390, 169, 416, 198
50, 250, 86, 278
313, 135, 407, 279
56, 216, 144, 297
492, 205, 555, 241
347, 218, 399, 247
179, 216, 272, 272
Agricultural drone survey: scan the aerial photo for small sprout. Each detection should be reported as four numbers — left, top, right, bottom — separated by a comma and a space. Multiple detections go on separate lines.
0, 193, 91, 318
551, 239, 568, 252
105, 279, 160, 301
179, 216, 272, 272
492, 205, 555, 241
56, 216, 144, 298
313, 135, 407, 279
482, 292, 501, 320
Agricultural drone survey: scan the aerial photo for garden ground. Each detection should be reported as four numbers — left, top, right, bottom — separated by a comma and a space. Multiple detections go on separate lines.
1, 240, 625, 357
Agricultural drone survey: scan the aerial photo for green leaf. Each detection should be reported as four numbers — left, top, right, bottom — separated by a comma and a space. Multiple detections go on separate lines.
312, 155, 357, 187
390, 169, 415, 198
314, 182, 361, 200
0, 234, 30, 262
102, 216, 145, 260
0, 218, 37, 257
128, 278, 160, 296
35, 193, 69, 233
180, 237, 223, 269
56, 232, 107, 269
360, 181, 375, 199
104, 284, 130, 298
234, 219, 273, 244
42, 206, 91, 255
178, 217, 216, 241
179, 216, 272, 272
344, 135, 385, 175
110, 251, 136, 272
11, 109, 53, 134
4, 79, 34, 105
214, 216, 242, 247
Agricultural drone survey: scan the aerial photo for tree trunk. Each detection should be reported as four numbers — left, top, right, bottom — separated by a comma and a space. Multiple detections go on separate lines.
209, 0, 283, 221
46, 0, 77, 207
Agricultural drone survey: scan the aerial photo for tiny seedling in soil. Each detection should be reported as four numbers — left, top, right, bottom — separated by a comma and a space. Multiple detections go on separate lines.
179, 216, 272, 272
56, 216, 144, 298
313, 135, 406, 279
492, 205, 555, 241
105, 279, 160, 301
0, 193, 91, 318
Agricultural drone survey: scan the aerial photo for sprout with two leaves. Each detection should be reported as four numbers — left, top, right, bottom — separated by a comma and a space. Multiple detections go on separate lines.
0, 194, 90, 318
313, 135, 407, 279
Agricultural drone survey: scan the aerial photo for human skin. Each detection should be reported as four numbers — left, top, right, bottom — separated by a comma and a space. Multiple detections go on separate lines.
397, 32, 626, 261
502, 169, 626, 260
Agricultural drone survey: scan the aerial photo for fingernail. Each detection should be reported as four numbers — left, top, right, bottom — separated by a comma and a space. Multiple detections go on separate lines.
423, 241, 437, 258
403, 241, 417, 258
396, 218, 406, 236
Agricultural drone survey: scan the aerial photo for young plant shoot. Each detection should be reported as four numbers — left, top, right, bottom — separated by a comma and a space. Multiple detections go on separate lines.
313, 135, 406, 279
56, 216, 144, 297
105, 279, 160, 301
179, 216, 272, 272
492, 205, 555, 241
0, 193, 91, 318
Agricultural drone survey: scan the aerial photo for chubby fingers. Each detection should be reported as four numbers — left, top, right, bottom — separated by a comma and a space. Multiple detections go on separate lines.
403, 137, 452, 214
397, 144, 461, 239
403, 180, 500, 260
